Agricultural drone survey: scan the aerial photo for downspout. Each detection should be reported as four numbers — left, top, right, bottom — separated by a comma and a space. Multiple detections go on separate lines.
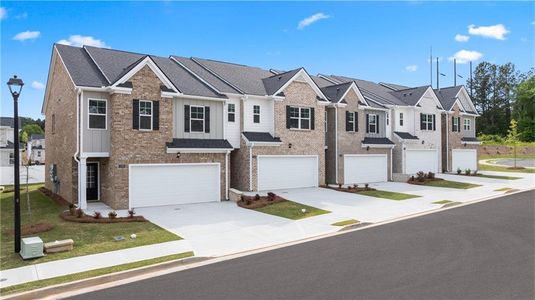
225, 150, 230, 200
73, 89, 81, 205
390, 147, 393, 181
445, 112, 449, 172
334, 105, 339, 184
249, 143, 253, 191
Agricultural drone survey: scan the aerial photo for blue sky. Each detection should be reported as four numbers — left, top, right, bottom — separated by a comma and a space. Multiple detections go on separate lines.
1, 1, 533, 119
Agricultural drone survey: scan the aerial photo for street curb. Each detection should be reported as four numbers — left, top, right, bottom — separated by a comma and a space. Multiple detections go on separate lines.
2, 256, 209, 300
6, 187, 534, 299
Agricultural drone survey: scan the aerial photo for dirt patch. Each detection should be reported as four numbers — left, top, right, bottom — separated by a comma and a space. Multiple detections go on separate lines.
237, 193, 287, 209
408, 178, 444, 185
323, 186, 376, 194
60, 211, 147, 223
4, 223, 55, 236
39, 187, 71, 207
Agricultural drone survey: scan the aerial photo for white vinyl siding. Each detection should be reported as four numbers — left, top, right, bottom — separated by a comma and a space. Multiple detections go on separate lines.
243, 98, 274, 134
224, 97, 241, 148
82, 91, 110, 153
88, 99, 107, 130
173, 98, 224, 139
257, 156, 318, 190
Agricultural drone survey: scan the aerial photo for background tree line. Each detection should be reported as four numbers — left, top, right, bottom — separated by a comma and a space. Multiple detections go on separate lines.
18, 117, 45, 143
466, 62, 534, 142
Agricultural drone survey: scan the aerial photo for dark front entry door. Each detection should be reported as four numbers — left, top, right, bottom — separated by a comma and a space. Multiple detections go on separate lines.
86, 163, 99, 201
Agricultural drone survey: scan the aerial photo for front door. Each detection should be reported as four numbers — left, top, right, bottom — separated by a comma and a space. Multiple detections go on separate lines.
86, 162, 99, 201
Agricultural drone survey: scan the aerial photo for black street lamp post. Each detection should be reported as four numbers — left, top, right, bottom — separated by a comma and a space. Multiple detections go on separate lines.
7, 75, 24, 253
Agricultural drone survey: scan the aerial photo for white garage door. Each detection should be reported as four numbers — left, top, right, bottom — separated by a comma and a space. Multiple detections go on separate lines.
257, 155, 318, 191
344, 154, 388, 184
405, 149, 439, 174
129, 163, 220, 208
452, 149, 477, 172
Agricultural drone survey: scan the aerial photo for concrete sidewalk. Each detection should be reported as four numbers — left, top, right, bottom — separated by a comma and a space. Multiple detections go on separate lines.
0, 240, 192, 289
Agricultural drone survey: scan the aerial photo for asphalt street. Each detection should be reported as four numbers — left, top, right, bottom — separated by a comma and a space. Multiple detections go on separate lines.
71, 190, 535, 300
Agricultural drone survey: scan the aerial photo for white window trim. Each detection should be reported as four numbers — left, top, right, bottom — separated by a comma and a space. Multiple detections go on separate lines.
190, 105, 205, 133
9, 152, 14, 165
88, 98, 107, 130
452, 117, 460, 132
399, 112, 404, 126
139, 100, 153, 131
348, 111, 356, 132
386, 113, 390, 126
253, 105, 261, 124
368, 113, 378, 134
290, 106, 311, 130
324, 111, 328, 133
228, 103, 235, 123
464, 118, 471, 131
421, 113, 433, 131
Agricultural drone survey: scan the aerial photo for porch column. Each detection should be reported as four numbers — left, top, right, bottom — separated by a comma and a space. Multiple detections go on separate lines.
79, 157, 87, 209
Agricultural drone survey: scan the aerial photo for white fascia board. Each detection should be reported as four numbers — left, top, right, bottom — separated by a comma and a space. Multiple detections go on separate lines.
456, 87, 479, 115
111, 56, 179, 94
414, 87, 445, 110
272, 69, 329, 102
166, 148, 231, 154
339, 82, 369, 106
175, 94, 228, 102
361, 144, 395, 149
80, 152, 109, 158
363, 106, 390, 112
462, 141, 481, 145
449, 98, 466, 113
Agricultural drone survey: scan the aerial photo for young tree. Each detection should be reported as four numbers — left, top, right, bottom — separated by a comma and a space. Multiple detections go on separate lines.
513, 76, 535, 142
20, 131, 29, 143
506, 119, 521, 168
22, 123, 44, 137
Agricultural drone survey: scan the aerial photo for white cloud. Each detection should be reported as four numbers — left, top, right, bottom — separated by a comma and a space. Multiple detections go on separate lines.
405, 65, 418, 72
13, 30, 40, 41
31, 81, 45, 90
449, 50, 483, 64
454, 34, 470, 42
57, 35, 109, 48
520, 37, 529, 43
297, 13, 330, 30
468, 24, 509, 40
0, 7, 6, 20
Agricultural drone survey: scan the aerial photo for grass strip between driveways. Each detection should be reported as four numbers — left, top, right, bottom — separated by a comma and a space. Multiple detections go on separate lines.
494, 187, 512, 192
356, 190, 420, 201
476, 174, 522, 180
331, 219, 359, 226
479, 164, 535, 173
421, 180, 481, 189
432, 200, 454, 205
0, 251, 194, 296
254, 200, 330, 220
1, 184, 181, 270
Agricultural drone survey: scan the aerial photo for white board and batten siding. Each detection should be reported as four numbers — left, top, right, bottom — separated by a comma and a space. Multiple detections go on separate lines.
129, 163, 220, 208
243, 98, 274, 134
405, 149, 439, 174
257, 155, 318, 191
452, 149, 478, 172
224, 97, 241, 148
173, 98, 224, 139
344, 154, 388, 184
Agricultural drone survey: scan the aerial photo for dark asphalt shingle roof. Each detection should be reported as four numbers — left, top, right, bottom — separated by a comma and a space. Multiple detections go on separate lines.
262, 68, 302, 96
0, 141, 24, 149
379, 82, 410, 91
394, 131, 419, 140
242, 132, 281, 143
171, 56, 240, 94
83, 46, 145, 84
166, 139, 233, 149
326, 75, 409, 106
29, 134, 45, 140
434, 86, 463, 111
361, 137, 395, 145
389, 86, 431, 106
0, 117, 22, 128
320, 82, 354, 103
55, 44, 108, 87
461, 137, 480, 142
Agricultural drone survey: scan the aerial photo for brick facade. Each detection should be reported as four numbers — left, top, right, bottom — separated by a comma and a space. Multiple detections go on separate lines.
442, 103, 478, 172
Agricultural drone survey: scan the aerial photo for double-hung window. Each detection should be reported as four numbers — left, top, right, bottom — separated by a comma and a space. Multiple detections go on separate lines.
368, 114, 378, 134
289, 107, 311, 130
9, 153, 14, 165
253, 105, 260, 123
464, 118, 471, 131
88, 99, 107, 129
228, 103, 235, 122
386, 113, 390, 126
452, 116, 460, 132
139, 100, 153, 130
399, 112, 404, 126
190, 106, 205, 132
347, 112, 356, 132
420, 113, 434, 131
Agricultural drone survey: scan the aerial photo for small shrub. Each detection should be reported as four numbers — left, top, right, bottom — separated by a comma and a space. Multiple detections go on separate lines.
93, 211, 102, 219
410, 176, 415, 182
338, 183, 342, 189
427, 172, 435, 179
364, 183, 369, 189
416, 171, 426, 182
128, 209, 136, 218
267, 192, 276, 201
75, 208, 84, 218
254, 194, 260, 201
464, 168, 471, 175
347, 185, 352, 190
353, 184, 358, 188
457, 168, 462, 175
108, 211, 117, 219
69, 204, 76, 216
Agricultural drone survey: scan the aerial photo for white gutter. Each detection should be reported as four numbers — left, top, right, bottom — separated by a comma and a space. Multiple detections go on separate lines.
390, 147, 393, 181
249, 144, 253, 191
225, 150, 230, 200
445, 112, 449, 172
74, 89, 81, 205
334, 105, 339, 184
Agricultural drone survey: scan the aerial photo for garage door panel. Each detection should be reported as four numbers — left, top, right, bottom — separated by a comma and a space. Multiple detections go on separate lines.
452, 149, 477, 171
405, 149, 438, 174
257, 156, 318, 191
344, 155, 387, 184
130, 164, 220, 208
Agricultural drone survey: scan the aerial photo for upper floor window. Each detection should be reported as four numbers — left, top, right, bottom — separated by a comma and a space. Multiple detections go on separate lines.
139, 100, 153, 131
367, 113, 378, 134
324, 111, 328, 133
464, 118, 471, 131
452, 116, 460, 132
289, 106, 312, 130
386, 113, 390, 126
37, 151, 42, 157
228, 104, 235, 122
399, 112, 404, 126
253, 105, 260, 123
346, 111, 357, 132
420, 113, 435, 131
9, 153, 14, 165
51, 114, 56, 134
190, 105, 205, 132
88, 99, 107, 130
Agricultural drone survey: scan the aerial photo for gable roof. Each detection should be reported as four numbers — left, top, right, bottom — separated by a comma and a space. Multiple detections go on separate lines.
320, 82, 354, 103
84, 46, 146, 84
262, 68, 302, 96
55, 44, 108, 87
434, 86, 463, 111
0, 117, 22, 128
389, 86, 431, 106
379, 82, 410, 91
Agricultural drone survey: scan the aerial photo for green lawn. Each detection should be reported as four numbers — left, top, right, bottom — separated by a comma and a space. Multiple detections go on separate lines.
0, 251, 193, 295
331, 219, 359, 226
494, 187, 512, 192
1, 184, 181, 270
432, 200, 454, 205
479, 163, 535, 173
479, 153, 535, 160
477, 174, 522, 180
422, 180, 481, 189
356, 190, 420, 200
254, 200, 330, 220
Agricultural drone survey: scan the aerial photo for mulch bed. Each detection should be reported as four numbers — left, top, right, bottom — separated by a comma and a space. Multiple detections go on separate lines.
4, 223, 55, 236
407, 177, 444, 185
60, 211, 147, 223
39, 187, 71, 207
323, 185, 376, 193
237, 194, 287, 209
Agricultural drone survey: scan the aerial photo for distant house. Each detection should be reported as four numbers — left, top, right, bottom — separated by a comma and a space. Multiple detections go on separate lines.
0, 117, 23, 166
27, 134, 46, 165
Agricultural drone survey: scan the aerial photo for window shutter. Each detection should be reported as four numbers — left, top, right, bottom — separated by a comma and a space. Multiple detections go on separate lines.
132, 99, 139, 130
432, 115, 436, 131
184, 105, 190, 132
420, 113, 425, 130
451, 116, 455, 131
377, 115, 380, 134
355, 112, 359, 132
366, 114, 369, 133
205, 106, 210, 133
345, 111, 351, 131
152, 101, 159, 130
310, 108, 315, 130
286, 106, 291, 129
458, 117, 461, 132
